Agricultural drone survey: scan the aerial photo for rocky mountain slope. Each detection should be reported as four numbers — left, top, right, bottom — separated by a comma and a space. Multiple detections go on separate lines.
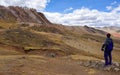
0, 6, 53, 30
0, 5, 51, 25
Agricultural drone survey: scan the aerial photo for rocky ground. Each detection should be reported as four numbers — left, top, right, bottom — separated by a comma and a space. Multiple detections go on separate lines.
0, 55, 120, 75
79, 60, 120, 72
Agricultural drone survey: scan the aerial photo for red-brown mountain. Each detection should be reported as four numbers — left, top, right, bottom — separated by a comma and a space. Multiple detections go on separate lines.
0, 5, 51, 25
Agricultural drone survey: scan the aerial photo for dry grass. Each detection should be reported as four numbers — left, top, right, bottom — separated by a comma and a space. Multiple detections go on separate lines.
29, 25, 63, 34
0, 20, 18, 29
0, 28, 59, 47
71, 55, 101, 61
0, 22, 120, 61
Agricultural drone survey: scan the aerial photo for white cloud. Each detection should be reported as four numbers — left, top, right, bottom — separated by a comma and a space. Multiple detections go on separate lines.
0, 0, 50, 11
44, 12, 63, 23
64, 7, 73, 13
111, 1, 117, 5
112, 5, 120, 13
106, 6, 113, 10
106, 1, 119, 12
44, 6, 120, 27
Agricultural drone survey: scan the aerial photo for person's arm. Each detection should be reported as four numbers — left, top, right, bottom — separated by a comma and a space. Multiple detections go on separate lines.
101, 38, 108, 51
101, 44, 105, 51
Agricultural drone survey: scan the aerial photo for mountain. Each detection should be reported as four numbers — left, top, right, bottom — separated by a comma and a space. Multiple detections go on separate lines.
0, 5, 51, 25
0, 5, 120, 74
0, 5, 120, 58
0, 6, 51, 28
96, 26, 120, 38
0, 6, 120, 57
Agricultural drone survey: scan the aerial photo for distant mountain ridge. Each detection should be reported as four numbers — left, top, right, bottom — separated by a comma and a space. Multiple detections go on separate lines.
96, 26, 120, 38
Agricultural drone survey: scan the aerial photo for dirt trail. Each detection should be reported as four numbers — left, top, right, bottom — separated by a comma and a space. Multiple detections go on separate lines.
0, 55, 119, 75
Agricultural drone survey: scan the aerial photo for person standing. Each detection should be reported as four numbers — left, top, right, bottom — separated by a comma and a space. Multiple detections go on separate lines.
101, 33, 114, 66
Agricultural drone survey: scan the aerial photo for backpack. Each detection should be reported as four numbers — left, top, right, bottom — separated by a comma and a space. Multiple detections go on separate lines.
107, 42, 113, 51
106, 38, 113, 51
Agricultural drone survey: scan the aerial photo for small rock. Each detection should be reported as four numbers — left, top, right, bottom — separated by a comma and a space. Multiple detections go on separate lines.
114, 68, 120, 72
84, 61, 90, 67
50, 53, 56, 57
78, 61, 83, 65
103, 66, 112, 71
89, 60, 94, 64
98, 62, 104, 67
89, 61, 98, 68
113, 62, 120, 67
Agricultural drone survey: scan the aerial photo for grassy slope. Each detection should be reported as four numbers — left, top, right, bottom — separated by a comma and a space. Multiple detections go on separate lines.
0, 25, 80, 56
63, 32, 120, 61
0, 21, 18, 29
0, 23, 120, 61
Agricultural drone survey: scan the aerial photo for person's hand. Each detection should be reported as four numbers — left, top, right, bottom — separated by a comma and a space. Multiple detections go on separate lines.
101, 48, 104, 51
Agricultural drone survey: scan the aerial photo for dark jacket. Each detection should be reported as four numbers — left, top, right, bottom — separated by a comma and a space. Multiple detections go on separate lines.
102, 38, 113, 52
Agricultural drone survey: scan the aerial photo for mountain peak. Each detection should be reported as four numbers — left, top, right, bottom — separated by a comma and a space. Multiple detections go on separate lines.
0, 5, 51, 25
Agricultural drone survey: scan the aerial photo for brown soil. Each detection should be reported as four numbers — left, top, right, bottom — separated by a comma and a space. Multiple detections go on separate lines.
0, 55, 119, 75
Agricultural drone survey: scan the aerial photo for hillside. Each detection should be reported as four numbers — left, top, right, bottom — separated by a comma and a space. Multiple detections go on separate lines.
0, 5, 52, 29
97, 26, 120, 38
0, 6, 120, 75
0, 5, 120, 60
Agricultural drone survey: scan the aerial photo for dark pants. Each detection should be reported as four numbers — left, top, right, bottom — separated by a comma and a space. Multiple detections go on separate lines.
104, 51, 112, 65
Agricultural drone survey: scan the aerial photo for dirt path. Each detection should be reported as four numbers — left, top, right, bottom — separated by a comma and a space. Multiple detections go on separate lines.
0, 55, 119, 75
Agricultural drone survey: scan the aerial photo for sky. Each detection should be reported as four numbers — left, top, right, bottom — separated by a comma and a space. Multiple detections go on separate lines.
0, 0, 120, 27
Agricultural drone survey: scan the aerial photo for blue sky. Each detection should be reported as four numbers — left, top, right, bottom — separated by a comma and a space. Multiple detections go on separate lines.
45, 0, 120, 13
44, 0, 120, 27
0, 0, 120, 27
